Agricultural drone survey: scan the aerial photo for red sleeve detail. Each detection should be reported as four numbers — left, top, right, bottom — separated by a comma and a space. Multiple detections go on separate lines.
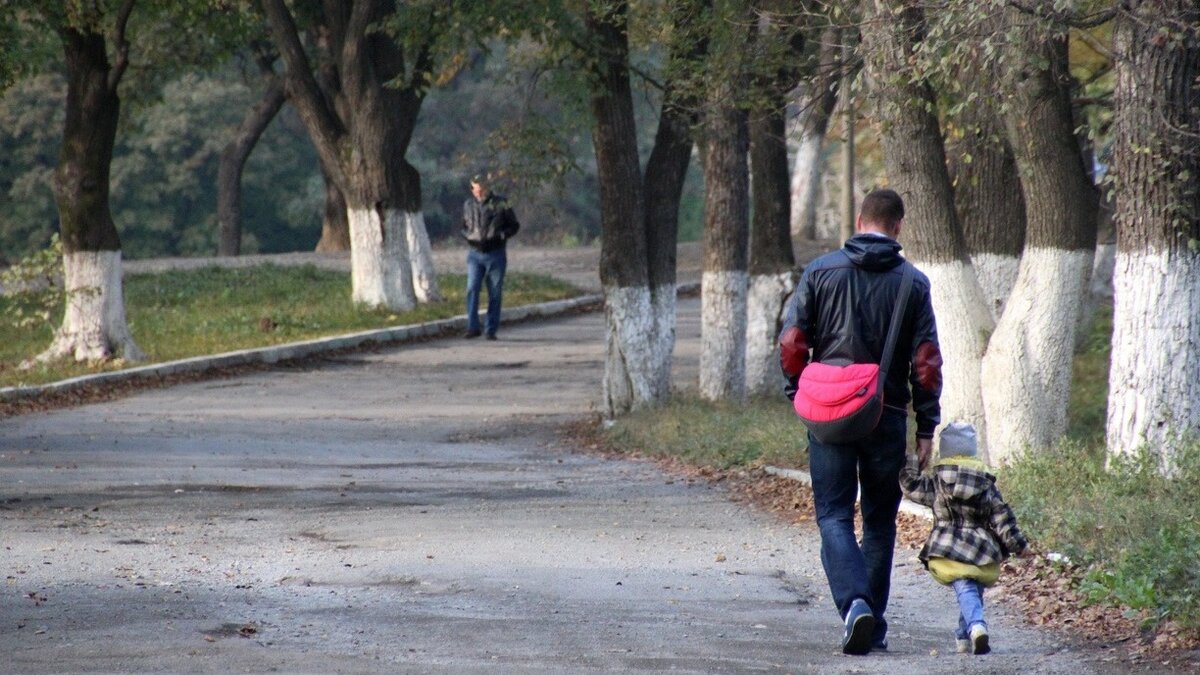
779, 326, 810, 378
915, 341, 943, 394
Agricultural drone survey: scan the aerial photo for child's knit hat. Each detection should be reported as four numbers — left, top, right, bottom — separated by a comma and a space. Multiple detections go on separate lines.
938, 422, 978, 458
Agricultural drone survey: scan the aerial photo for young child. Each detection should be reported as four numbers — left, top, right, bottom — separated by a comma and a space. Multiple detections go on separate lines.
899, 422, 1029, 655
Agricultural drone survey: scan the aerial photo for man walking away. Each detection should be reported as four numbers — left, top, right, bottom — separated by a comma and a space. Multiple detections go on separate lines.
777, 188, 943, 655
461, 172, 520, 340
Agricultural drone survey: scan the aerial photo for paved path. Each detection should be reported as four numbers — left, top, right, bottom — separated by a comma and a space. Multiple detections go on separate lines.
1, 299, 1122, 673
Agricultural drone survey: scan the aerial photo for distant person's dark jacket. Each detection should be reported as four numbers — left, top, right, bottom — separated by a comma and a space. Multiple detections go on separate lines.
778, 233, 943, 439
461, 193, 520, 253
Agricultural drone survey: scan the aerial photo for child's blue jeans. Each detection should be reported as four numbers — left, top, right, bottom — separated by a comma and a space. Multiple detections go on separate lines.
952, 578, 987, 638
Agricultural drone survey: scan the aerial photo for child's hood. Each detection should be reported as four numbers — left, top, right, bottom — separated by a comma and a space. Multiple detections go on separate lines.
933, 455, 996, 500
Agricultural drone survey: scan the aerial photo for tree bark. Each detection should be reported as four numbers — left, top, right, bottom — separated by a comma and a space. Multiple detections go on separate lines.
587, 2, 658, 416
981, 13, 1099, 463
1106, 1, 1200, 471
790, 27, 840, 240
640, 83, 697, 400
314, 160, 350, 252
38, 6, 143, 363
217, 75, 286, 257
860, 0, 993, 446
700, 93, 750, 402
747, 12, 801, 397
946, 62, 1026, 321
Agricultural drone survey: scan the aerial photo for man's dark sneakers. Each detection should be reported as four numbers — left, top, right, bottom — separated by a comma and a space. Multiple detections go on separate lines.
842, 599, 875, 655
464, 329, 482, 339
485, 332, 497, 341
871, 638, 887, 652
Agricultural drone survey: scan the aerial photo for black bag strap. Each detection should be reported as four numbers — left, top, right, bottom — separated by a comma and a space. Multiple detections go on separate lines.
878, 262, 915, 380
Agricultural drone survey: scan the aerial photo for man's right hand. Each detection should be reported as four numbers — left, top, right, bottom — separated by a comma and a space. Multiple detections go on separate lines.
916, 437, 933, 471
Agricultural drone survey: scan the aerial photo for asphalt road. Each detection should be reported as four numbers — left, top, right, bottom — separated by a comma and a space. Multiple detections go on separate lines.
1, 298, 1131, 673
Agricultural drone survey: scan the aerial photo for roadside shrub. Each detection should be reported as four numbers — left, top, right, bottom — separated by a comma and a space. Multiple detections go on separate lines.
0, 233, 62, 331
1006, 439, 1200, 630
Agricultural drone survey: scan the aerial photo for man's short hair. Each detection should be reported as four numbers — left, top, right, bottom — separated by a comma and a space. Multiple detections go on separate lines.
470, 171, 490, 186
859, 189, 905, 230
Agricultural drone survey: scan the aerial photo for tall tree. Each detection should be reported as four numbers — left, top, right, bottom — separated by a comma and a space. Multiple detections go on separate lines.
699, 0, 751, 401
945, 54, 1026, 321
789, 25, 841, 240
587, 1, 663, 415
217, 46, 286, 257
1106, 0, 1200, 470
746, 7, 803, 396
980, 7, 1099, 462
584, 0, 705, 416
860, 0, 994, 442
33, 0, 144, 363
259, 0, 440, 309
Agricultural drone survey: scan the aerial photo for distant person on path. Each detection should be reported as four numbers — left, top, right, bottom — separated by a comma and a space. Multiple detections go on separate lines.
900, 422, 1030, 655
461, 172, 520, 340
778, 188, 943, 655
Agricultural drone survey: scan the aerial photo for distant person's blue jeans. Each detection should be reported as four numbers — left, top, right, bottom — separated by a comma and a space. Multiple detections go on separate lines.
953, 578, 986, 638
466, 248, 506, 335
807, 409, 907, 644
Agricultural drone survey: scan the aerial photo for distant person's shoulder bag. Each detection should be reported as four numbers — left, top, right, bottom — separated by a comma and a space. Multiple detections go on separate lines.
793, 262, 914, 444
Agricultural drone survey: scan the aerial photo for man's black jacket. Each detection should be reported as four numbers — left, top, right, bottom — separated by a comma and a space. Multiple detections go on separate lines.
461, 193, 520, 252
778, 233, 943, 439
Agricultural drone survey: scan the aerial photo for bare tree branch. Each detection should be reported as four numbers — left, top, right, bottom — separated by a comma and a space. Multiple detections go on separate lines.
259, 0, 348, 187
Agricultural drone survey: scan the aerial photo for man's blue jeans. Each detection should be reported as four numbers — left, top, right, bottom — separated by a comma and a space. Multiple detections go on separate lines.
466, 248, 506, 335
807, 410, 907, 643
952, 578, 986, 638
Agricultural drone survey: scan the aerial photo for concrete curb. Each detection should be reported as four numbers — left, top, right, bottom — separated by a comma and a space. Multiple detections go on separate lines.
762, 464, 934, 520
0, 282, 702, 403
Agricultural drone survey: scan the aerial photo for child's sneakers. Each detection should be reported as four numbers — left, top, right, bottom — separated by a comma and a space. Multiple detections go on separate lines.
969, 623, 990, 655
956, 638, 971, 654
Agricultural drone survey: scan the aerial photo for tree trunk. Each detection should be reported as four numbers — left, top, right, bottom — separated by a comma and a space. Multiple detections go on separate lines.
261, 0, 435, 310
700, 96, 750, 402
789, 27, 840, 240
217, 76, 286, 257
315, 161, 350, 252
946, 66, 1026, 321
1106, 1, 1200, 471
860, 0, 993, 446
38, 16, 143, 364
839, 30, 856, 243
640, 91, 696, 400
587, 3, 660, 416
981, 14, 1099, 463
747, 16, 800, 397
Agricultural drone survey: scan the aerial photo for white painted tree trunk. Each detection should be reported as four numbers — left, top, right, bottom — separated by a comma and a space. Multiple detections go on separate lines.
700, 270, 748, 401
1106, 249, 1200, 470
789, 130, 825, 239
348, 207, 417, 311
403, 211, 442, 303
36, 250, 144, 363
603, 284, 675, 417
745, 271, 797, 396
981, 248, 1093, 464
922, 260, 994, 455
969, 252, 1020, 322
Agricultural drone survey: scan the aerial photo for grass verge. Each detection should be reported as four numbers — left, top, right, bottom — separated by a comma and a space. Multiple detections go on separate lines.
600, 395, 806, 470
0, 264, 581, 388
